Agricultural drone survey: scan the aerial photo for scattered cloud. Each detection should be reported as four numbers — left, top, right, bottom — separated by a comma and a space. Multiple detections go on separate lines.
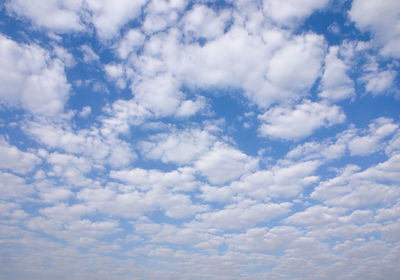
1, 1, 400, 279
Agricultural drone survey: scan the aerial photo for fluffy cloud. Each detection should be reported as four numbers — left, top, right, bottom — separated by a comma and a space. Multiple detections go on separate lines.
233, 160, 320, 199
23, 120, 136, 168
86, 0, 146, 39
139, 125, 219, 165
182, 5, 231, 41
348, 118, 398, 156
6, 0, 85, 32
364, 69, 397, 95
0, 171, 33, 199
263, 0, 330, 26
195, 143, 258, 185
7, 0, 146, 39
227, 226, 299, 252
2, 1, 400, 279
349, 0, 400, 57
311, 154, 400, 208
259, 101, 346, 140
319, 46, 355, 101
0, 138, 40, 174
196, 200, 292, 230
0, 35, 70, 116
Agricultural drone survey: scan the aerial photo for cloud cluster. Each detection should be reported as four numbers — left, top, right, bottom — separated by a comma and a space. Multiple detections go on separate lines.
1, 0, 400, 279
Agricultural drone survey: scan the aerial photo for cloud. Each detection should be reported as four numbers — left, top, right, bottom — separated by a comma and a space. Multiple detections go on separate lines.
195, 143, 258, 185
115, 29, 145, 59
80, 45, 99, 63
23, 119, 137, 168
348, 118, 398, 156
364, 69, 397, 95
142, 0, 187, 34
7, 0, 147, 39
319, 46, 355, 101
0, 35, 70, 116
285, 205, 343, 226
259, 100, 346, 140
2, 2, 400, 279
349, 0, 400, 57
139, 125, 218, 165
196, 200, 292, 230
263, 0, 330, 26
6, 0, 85, 32
227, 226, 299, 252
233, 160, 320, 199
0, 138, 40, 174
311, 154, 400, 208
87, 0, 146, 39
0, 171, 33, 199
182, 5, 231, 41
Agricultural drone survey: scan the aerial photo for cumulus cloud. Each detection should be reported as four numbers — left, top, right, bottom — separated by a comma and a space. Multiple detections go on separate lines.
0, 138, 40, 174
319, 46, 355, 101
349, 0, 400, 57
263, 0, 330, 26
259, 101, 346, 140
311, 154, 400, 208
140, 126, 218, 165
6, 0, 85, 32
2, 1, 400, 279
195, 143, 258, 185
348, 118, 398, 156
7, 0, 147, 39
196, 201, 292, 230
0, 35, 70, 116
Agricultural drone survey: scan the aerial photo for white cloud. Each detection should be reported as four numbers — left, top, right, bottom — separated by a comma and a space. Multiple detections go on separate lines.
142, 0, 187, 34
319, 46, 355, 101
139, 125, 217, 165
199, 185, 234, 203
110, 167, 198, 192
348, 118, 398, 156
79, 106, 91, 117
0, 171, 33, 199
259, 100, 346, 140
0, 35, 70, 116
349, 0, 400, 57
263, 0, 329, 26
2, 2, 400, 279
47, 152, 93, 187
86, 0, 146, 39
312, 154, 400, 208
182, 5, 231, 41
196, 200, 292, 230
133, 74, 184, 116
227, 226, 299, 252
38, 187, 73, 203
7, 0, 146, 39
80, 44, 99, 62
195, 143, 258, 185
233, 160, 320, 199
116, 29, 145, 59
266, 33, 325, 93
364, 69, 397, 95
286, 139, 347, 161
285, 205, 343, 226
6, 0, 85, 32
0, 138, 40, 174
24, 118, 137, 168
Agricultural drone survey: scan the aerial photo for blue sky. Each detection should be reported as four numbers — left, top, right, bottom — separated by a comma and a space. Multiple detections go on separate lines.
0, 0, 400, 279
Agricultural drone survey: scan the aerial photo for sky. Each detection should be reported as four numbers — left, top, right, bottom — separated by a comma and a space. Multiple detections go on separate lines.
0, 0, 400, 279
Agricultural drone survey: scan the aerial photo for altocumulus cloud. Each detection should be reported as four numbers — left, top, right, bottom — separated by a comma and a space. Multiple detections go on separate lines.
0, 0, 400, 279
